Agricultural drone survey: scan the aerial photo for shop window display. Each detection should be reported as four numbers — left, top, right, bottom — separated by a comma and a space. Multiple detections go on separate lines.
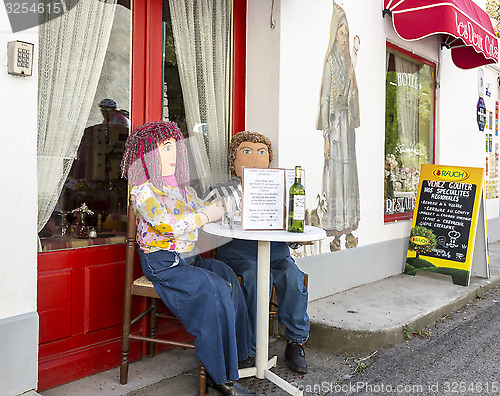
384, 45, 435, 221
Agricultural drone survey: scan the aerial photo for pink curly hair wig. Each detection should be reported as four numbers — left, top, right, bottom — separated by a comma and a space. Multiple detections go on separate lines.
228, 131, 274, 175
121, 121, 189, 191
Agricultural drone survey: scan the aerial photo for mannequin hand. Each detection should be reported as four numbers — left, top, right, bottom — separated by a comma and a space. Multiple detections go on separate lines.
200, 199, 224, 224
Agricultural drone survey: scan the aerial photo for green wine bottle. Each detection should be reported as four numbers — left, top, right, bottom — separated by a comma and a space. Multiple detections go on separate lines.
288, 166, 305, 233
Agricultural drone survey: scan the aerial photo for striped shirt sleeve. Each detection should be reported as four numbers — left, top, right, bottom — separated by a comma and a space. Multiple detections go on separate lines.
204, 179, 243, 211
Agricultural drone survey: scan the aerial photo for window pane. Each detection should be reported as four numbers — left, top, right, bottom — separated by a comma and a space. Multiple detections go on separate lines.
39, 4, 132, 251
384, 47, 435, 219
162, 0, 233, 194
162, 8, 186, 128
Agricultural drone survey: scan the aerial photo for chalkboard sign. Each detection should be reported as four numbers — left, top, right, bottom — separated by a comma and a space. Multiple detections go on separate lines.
405, 165, 489, 286
414, 181, 476, 263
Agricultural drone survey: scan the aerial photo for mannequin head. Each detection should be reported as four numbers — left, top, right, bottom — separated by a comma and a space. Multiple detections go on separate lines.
158, 138, 177, 177
228, 131, 274, 177
121, 121, 189, 189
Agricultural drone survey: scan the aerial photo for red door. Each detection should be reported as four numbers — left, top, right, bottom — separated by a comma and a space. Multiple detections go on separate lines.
37, 0, 246, 391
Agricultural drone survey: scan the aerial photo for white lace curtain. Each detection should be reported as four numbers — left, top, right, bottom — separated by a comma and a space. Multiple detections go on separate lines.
394, 55, 419, 150
37, 0, 117, 237
168, 0, 232, 193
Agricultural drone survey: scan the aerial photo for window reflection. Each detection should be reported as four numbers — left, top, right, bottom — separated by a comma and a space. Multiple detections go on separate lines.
161, 0, 233, 194
384, 47, 435, 219
39, 4, 131, 251
162, 11, 186, 130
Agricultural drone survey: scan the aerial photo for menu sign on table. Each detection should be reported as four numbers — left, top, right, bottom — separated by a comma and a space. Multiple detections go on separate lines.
242, 167, 287, 230
405, 164, 489, 286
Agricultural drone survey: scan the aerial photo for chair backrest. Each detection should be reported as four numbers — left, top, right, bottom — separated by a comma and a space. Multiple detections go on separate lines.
123, 196, 137, 308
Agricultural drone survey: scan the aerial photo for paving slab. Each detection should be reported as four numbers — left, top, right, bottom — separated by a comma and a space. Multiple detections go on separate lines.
307, 241, 500, 353
40, 348, 199, 396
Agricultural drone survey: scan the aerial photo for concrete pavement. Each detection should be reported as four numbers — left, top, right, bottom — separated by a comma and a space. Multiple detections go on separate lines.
39, 241, 500, 395
307, 240, 500, 353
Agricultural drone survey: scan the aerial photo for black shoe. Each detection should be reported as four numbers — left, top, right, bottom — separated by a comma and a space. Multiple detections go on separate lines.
284, 342, 308, 374
207, 378, 256, 396
238, 355, 255, 369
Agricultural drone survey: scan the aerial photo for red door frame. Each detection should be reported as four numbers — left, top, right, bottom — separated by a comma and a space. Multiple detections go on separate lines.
132, 0, 246, 133
131, 0, 163, 127
37, 0, 247, 390
232, 0, 247, 135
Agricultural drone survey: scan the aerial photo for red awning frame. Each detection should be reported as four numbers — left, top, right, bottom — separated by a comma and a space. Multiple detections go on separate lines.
383, 0, 499, 69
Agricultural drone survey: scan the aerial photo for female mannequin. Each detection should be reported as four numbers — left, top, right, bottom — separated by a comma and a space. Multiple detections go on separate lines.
121, 121, 254, 396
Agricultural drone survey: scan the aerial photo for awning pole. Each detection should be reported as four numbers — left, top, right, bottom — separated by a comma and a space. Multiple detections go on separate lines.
441, 36, 458, 50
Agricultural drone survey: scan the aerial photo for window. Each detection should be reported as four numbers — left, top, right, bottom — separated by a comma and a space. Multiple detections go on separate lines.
38, 2, 132, 251
39, 0, 245, 251
161, 0, 234, 194
384, 43, 436, 222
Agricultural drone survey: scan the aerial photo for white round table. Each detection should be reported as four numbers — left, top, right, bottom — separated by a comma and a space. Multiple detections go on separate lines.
203, 223, 326, 396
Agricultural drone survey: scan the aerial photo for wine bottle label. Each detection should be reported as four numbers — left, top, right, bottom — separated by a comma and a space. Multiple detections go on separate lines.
293, 196, 305, 220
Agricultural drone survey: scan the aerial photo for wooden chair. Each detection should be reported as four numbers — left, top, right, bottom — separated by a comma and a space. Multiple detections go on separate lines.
120, 197, 207, 395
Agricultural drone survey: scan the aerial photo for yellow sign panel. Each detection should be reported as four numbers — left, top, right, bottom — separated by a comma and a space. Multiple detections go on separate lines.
406, 164, 489, 286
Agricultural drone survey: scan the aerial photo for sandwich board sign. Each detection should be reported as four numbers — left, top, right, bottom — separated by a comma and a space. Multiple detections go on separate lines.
405, 165, 489, 286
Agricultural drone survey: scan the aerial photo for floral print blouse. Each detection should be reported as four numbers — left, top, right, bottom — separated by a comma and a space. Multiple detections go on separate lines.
131, 181, 209, 253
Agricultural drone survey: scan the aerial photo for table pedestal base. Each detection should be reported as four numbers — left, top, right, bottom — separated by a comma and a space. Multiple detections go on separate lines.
203, 225, 326, 396
264, 368, 303, 396
238, 356, 303, 396
238, 355, 276, 378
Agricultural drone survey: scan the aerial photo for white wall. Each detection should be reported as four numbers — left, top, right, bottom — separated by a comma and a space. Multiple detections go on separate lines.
246, 0, 497, 298
246, 0, 281, 166
482, 65, 500, 219
439, 53, 484, 168
439, 52, 500, 222
0, 4, 38, 321
0, 5, 39, 395
277, 0, 442, 249
278, 0, 332, 223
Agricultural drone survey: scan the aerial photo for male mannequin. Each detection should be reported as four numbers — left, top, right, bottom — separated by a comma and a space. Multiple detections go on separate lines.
205, 131, 309, 374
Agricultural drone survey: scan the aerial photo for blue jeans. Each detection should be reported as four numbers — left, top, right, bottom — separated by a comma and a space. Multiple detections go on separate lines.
216, 239, 310, 349
138, 248, 252, 385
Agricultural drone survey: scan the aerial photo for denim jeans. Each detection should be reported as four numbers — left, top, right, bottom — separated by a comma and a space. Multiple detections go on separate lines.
216, 239, 310, 349
138, 248, 252, 385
